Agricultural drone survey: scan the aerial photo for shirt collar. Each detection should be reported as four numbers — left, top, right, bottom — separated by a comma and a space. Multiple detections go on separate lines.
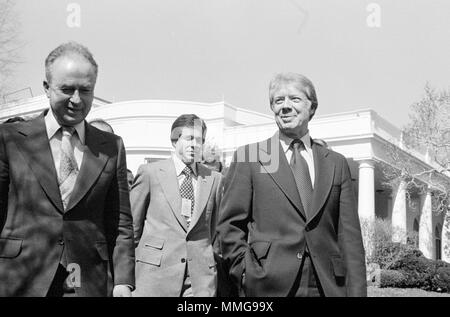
44, 108, 86, 144
172, 153, 198, 177
279, 131, 312, 154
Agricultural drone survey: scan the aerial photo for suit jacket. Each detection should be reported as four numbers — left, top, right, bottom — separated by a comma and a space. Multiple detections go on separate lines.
0, 112, 135, 297
216, 133, 367, 297
131, 158, 222, 297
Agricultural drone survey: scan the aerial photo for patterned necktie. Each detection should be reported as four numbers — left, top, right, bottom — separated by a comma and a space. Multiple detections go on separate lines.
59, 127, 79, 211
290, 139, 313, 218
180, 165, 195, 227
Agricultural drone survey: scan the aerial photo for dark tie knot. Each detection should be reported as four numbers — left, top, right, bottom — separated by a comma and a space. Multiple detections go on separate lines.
291, 139, 305, 151
182, 166, 193, 177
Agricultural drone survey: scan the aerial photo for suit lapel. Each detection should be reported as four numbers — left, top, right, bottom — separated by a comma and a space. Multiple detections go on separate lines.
258, 134, 307, 221
156, 160, 188, 232
15, 113, 64, 213
65, 123, 108, 211
308, 141, 335, 224
188, 163, 214, 233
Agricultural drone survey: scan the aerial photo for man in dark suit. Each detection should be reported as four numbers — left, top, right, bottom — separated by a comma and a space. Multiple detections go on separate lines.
131, 114, 222, 297
0, 42, 135, 297
216, 72, 367, 297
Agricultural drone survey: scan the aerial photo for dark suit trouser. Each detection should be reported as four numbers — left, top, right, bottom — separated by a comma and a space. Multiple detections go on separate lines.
288, 252, 324, 297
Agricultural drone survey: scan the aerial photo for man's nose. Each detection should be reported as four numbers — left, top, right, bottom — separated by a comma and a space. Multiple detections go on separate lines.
70, 90, 81, 103
281, 98, 293, 109
281, 100, 294, 113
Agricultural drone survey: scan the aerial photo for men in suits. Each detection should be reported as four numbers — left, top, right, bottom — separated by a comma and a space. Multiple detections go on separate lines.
0, 42, 135, 297
131, 114, 222, 297
216, 72, 367, 297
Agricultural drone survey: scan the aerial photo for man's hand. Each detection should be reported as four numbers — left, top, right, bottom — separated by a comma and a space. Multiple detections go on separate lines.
113, 285, 132, 297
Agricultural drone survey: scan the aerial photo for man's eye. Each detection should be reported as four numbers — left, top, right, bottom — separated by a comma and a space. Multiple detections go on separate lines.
61, 88, 75, 94
275, 98, 284, 104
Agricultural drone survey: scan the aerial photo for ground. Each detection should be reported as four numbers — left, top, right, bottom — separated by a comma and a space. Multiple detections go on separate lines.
368, 286, 450, 297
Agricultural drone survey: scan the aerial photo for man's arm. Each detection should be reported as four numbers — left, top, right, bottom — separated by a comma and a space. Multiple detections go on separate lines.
338, 157, 367, 297
129, 164, 151, 247
210, 172, 223, 245
216, 150, 253, 289
105, 137, 135, 295
0, 127, 9, 233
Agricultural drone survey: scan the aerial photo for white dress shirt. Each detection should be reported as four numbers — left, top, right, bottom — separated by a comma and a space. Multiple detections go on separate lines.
279, 131, 315, 188
45, 109, 86, 179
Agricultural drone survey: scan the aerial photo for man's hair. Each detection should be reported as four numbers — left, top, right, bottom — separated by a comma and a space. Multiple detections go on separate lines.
89, 118, 114, 133
269, 72, 318, 120
45, 41, 98, 83
4, 116, 25, 124
170, 114, 207, 144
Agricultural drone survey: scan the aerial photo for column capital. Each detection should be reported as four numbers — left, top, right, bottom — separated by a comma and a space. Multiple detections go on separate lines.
357, 159, 375, 169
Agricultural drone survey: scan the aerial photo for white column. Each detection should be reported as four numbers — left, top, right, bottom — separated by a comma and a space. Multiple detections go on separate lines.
442, 211, 450, 263
358, 160, 376, 259
419, 190, 434, 259
358, 160, 375, 222
391, 181, 407, 243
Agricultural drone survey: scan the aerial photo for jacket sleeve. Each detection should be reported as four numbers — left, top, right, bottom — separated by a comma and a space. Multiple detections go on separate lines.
338, 156, 367, 296
130, 164, 152, 247
105, 137, 135, 288
0, 127, 9, 233
216, 149, 253, 288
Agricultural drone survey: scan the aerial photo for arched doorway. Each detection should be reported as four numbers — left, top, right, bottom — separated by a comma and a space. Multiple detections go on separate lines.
410, 218, 420, 247
435, 225, 442, 260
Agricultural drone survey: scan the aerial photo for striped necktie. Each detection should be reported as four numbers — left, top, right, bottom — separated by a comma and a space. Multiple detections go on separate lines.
290, 139, 313, 218
59, 127, 79, 211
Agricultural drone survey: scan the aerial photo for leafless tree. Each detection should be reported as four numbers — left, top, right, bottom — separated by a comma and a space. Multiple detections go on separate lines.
403, 84, 450, 173
0, 0, 21, 99
382, 84, 450, 260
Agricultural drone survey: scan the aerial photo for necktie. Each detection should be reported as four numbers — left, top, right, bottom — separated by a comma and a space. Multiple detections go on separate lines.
180, 166, 195, 227
290, 139, 313, 218
59, 127, 79, 211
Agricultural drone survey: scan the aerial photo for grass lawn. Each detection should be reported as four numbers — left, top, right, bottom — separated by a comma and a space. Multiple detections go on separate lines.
368, 286, 450, 297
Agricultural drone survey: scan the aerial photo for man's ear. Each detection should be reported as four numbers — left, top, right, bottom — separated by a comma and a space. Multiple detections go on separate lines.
309, 106, 316, 120
43, 80, 50, 97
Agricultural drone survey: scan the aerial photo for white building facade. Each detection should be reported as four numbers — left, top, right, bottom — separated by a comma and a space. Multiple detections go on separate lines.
1, 95, 448, 262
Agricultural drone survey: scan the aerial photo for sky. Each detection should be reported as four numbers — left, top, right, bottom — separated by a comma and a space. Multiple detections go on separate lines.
8, 0, 450, 128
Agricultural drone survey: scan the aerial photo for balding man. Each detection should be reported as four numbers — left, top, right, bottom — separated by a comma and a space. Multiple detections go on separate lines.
0, 42, 135, 297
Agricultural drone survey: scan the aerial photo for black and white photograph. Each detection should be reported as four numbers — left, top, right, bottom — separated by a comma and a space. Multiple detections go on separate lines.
0, 0, 449, 301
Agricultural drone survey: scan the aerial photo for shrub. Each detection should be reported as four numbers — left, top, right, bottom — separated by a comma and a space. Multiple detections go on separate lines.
430, 261, 450, 293
363, 217, 450, 293
379, 270, 407, 288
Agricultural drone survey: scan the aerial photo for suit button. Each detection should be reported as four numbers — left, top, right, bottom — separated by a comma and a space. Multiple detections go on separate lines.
59, 239, 64, 246
297, 252, 303, 260
181, 258, 186, 263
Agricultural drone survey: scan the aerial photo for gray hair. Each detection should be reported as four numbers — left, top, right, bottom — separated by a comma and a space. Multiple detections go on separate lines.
269, 72, 318, 120
45, 42, 98, 82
